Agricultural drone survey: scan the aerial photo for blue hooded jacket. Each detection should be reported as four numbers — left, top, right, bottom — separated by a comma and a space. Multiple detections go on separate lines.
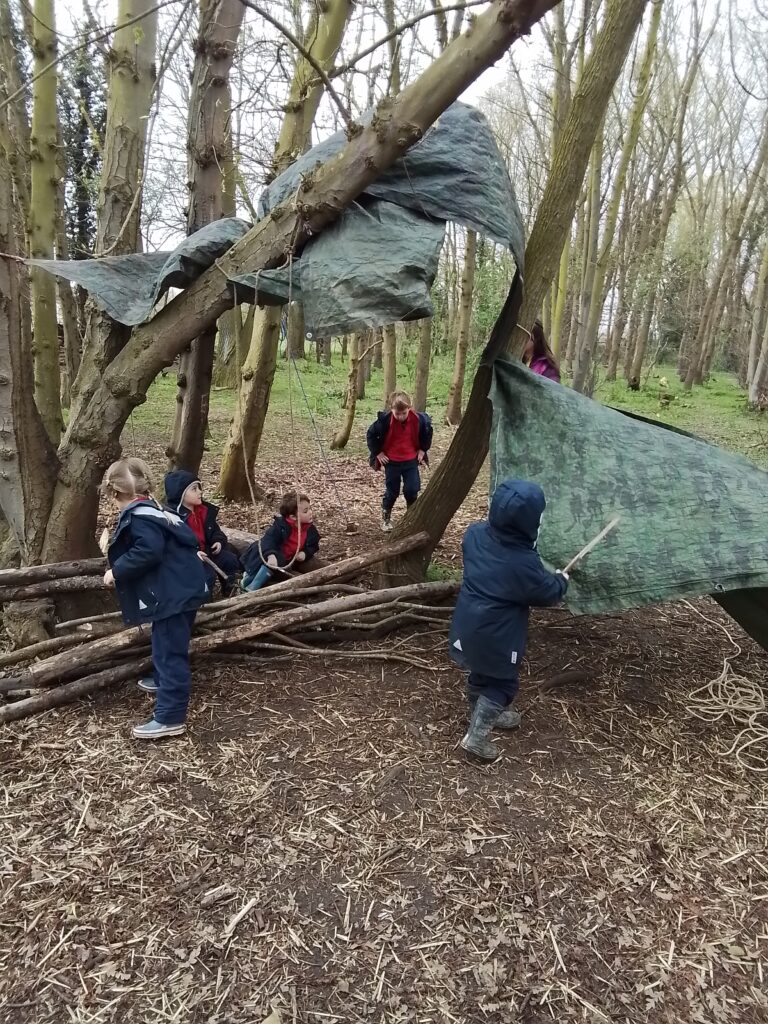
164, 470, 228, 555
449, 480, 567, 678
108, 499, 210, 625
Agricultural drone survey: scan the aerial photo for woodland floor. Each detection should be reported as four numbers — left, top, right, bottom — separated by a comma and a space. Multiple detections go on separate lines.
2, 359, 768, 1023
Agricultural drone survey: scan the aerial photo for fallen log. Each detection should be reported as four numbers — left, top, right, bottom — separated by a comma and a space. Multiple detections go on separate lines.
0, 533, 430, 690
0, 657, 152, 725
0, 576, 106, 603
0, 557, 105, 587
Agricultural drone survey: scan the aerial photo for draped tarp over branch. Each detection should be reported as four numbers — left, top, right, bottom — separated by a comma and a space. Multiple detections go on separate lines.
28, 103, 522, 338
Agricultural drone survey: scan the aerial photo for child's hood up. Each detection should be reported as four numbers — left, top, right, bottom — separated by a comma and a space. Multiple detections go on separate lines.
487, 479, 546, 546
164, 470, 200, 512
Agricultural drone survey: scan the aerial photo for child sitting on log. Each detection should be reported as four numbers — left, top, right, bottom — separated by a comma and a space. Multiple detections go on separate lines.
241, 491, 322, 592
102, 459, 209, 741
449, 479, 569, 762
164, 470, 242, 598
367, 391, 433, 533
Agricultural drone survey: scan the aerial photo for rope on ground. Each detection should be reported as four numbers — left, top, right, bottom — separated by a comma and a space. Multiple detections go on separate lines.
683, 600, 768, 772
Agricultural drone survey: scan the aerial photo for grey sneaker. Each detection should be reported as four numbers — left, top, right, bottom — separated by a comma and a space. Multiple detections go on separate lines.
138, 677, 157, 694
460, 696, 502, 761
132, 719, 186, 740
381, 510, 393, 533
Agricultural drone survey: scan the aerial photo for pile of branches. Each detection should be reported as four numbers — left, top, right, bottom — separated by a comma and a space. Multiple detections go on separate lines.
0, 533, 458, 724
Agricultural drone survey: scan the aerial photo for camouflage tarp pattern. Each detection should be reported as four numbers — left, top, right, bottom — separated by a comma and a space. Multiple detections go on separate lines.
490, 359, 768, 649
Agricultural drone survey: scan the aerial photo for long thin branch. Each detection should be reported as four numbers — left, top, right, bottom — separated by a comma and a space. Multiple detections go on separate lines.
331, 0, 489, 79
236, 0, 353, 127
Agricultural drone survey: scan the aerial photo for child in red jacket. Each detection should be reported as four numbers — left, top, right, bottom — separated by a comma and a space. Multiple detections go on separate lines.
366, 391, 433, 532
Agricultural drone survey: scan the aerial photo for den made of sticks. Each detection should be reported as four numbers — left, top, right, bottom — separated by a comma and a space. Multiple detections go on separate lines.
1, 0, 768, 1020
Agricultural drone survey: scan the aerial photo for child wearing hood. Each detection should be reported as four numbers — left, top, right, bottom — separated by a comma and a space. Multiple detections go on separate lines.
164, 470, 241, 598
449, 479, 569, 761
102, 459, 209, 740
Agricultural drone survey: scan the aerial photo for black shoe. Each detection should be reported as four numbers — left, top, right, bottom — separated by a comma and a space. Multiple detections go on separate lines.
460, 695, 502, 760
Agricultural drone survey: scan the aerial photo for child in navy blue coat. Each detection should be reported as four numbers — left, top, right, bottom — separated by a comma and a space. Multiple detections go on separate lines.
366, 391, 433, 532
102, 459, 209, 740
241, 492, 322, 591
164, 470, 241, 597
449, 479, 569, 761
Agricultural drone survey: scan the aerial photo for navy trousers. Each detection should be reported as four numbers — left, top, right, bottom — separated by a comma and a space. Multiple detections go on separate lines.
382, 459, 421, 512
467, 670, 520, 709
151, 611, 196, 725
206, 547, 241, 596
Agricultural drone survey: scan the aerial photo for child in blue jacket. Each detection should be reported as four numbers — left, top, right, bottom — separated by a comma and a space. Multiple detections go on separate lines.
241, 491, 322, 591
164, 470, 241, 597
449, 479, 569, 761
102, 459, 209, 740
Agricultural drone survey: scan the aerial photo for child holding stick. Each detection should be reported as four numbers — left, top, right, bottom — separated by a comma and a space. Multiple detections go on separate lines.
241, 491, 322, 591
449, 479, 569, 761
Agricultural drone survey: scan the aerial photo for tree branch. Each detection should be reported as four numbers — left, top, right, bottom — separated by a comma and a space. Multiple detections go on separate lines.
236, 0, 354, 127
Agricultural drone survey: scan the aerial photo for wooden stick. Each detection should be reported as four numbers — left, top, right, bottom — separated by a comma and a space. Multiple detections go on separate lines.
562, 517, 621, 574
0, 576, 106, 603
189, 581, 460, 657
0, 557, 105, 587
0, 657, 153, 724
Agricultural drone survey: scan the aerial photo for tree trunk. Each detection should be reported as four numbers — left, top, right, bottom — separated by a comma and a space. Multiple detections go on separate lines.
355, 331, 368, 399
385, 0, 648, 582
684, 118, 768, 389
513, 0, 649, 347
384, 273, 522, 583
413, 317, 432, 412
572, 0, 661, 393
218, 0, 354, 500
747, 241, 768, 392
331, 333, 359, 449
56, 178, 80, 409
29, 0, 63, 442
168, 0, 244, 473
0, 135, 57, 562
749, 307, 768, 408
286, 302, 306, 359
571, 125, 604, 387
445, 229, 476, 424
382, 324, 397, 402
39, 0, 562, 563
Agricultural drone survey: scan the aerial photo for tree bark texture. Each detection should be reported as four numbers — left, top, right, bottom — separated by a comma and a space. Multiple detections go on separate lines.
29, 0, 63, 442
413, 317, 432, 412
382, 324, 397, 402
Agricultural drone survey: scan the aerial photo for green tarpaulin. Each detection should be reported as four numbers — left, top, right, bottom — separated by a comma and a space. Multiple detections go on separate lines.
490, 359, 768, 652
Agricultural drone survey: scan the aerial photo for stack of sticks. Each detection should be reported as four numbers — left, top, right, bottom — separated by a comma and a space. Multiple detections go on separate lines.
0, 532, 458, 724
